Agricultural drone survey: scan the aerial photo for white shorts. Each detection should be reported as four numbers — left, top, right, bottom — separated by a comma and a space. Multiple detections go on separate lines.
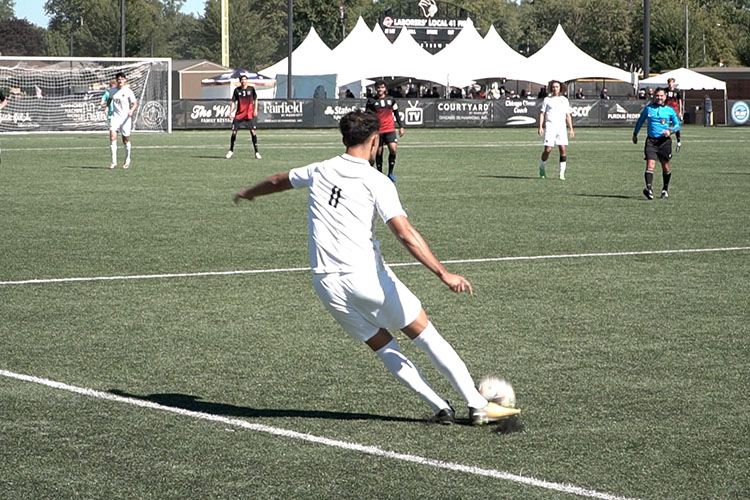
110, 115, 132, 136
312, 265, 422, 342
543, 127, 568, 147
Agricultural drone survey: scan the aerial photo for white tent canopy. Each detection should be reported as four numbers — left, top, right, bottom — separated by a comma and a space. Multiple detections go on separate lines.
260, 19, 640, 96
431, 18, 488, 88
638, 67, 726, 90
331, 17, 386, 86
260, 26, 334, 78
383, 27, 438, 83
479, 25, 542, 84
525, 24, 636, 86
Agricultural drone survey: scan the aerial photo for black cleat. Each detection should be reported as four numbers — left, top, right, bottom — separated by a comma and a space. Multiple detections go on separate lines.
429, 403, 456, 425
643, 188, 654, 200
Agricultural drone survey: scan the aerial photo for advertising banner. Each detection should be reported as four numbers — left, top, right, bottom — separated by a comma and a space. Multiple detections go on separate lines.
493, 99, 539, 127
598, 100, 645, 126
434, 99, 492, 127
313, 100, 365, 127
257, 100, 313, 128
172, 99, 232, 129
728, 100, 749, 126
568, 99, 601, 127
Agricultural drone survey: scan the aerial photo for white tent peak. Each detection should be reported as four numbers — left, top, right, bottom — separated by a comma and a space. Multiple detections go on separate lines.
527, 24, 635, 84
639, 67, 726, 90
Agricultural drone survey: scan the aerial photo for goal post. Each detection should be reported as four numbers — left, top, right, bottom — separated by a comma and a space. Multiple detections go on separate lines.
0, 56, 172, 134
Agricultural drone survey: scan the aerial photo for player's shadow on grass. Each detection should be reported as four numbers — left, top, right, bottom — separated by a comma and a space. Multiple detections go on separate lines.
575, 193, 637, 200
108, 389, 421, 423
61, 165, 115, 169
478, 174, 537, 180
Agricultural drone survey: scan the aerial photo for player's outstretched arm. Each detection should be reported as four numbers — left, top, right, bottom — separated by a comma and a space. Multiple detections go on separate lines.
386, 215, 473, 295
234, 172, 293, 204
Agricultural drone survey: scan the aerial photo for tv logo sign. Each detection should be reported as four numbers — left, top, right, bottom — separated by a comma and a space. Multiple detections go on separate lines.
730, 101, 749, 125
404, 100, 423, 126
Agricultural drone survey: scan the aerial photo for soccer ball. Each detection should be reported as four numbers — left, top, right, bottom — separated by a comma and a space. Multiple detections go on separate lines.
478, 376, 516, 408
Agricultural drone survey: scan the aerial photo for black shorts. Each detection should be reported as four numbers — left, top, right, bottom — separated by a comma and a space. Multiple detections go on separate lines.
379, 131, 398, 145
644, 136, 672, 162
232, 118, 257, 131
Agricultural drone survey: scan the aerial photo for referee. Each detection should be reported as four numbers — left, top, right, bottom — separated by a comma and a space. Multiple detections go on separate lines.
632, 87, 681, 200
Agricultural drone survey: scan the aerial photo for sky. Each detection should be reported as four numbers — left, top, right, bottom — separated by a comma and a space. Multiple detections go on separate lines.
14, 0, 207, 28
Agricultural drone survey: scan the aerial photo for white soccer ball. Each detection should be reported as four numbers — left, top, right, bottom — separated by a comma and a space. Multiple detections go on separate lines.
478, 376, 516, 408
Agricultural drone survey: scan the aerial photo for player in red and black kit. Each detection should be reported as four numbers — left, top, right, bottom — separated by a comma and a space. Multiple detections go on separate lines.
665, 77, 682, 152
0, 90, 6, 164
226, 74, 261, 159
365, 80, 405, 182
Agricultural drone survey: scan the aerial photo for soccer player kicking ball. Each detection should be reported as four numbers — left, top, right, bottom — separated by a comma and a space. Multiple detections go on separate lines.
226, 75, 261, 160
108, 72, 138, 169
538, 80, 574, 180
632, 87, 681, 200
234, 110, 519, 426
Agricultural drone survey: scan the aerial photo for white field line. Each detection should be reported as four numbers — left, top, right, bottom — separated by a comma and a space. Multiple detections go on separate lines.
0, 369, 636, 500
1, 246, 748, 287
2, 137, 746, 153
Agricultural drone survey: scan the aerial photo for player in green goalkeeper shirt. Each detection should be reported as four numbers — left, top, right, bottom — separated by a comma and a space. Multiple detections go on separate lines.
99, 79, 117, 119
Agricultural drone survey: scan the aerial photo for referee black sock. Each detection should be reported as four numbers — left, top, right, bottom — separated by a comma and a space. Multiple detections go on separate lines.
645, 171, 653, 190
663, 169, 671, 191
229, 133, 236, 151
388, 153, 396, 175
376, 154, 383, 172
252, 134, 258, 152
675, 130, 681, 142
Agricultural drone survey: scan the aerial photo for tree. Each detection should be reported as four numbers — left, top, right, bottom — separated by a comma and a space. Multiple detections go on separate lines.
0, 18, 46, 55
0, 0, 14, 21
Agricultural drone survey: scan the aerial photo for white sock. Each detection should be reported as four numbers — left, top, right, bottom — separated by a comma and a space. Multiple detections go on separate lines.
374, 339, 448, 412
411, 322, 487, 409
124, 141, 132, 163
110, 140, 117, 164
560, 161, 567, 176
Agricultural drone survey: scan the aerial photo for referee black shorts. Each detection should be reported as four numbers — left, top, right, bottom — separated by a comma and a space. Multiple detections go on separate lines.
644, 136, 672, 162
232, 117, 257, 131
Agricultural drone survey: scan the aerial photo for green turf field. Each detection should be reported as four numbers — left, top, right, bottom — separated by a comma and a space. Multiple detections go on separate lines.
1, 126, 748, 499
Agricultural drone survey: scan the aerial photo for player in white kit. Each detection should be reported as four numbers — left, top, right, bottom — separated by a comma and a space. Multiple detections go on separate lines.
108, 72, 138, 169
234, 110, 520, 426
538, 80, 575, 180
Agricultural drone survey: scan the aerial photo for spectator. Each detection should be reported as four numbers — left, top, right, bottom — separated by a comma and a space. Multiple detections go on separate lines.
406, 84, 419, 98
575, 87, 585, 99
638, 88, 647, 99
647, 87, 654, 100
487, 82, 502, 99
537, 86, 548, 99
344, 87, 355, 99
600, 87, 611, 99
520, 89, 529, 99
703, 95, 713, 126
450, 87, 463, 98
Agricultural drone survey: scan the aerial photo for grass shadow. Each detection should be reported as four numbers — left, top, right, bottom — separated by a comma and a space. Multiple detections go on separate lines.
478, 174, 538, 180
575, 193, 638, 200
109, 389, 421, 423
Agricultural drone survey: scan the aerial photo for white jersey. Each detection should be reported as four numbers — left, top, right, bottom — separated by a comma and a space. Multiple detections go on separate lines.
289, 154, 407, 275
541, 95, 571, 128
110, 85, 136, 121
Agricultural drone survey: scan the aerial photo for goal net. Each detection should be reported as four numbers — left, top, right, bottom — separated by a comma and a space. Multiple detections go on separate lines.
0, 57, 171, 133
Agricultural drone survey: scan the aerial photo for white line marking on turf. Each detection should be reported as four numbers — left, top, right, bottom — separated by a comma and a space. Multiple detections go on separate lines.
2, 246, 748, 286
0, 369, 636, 500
